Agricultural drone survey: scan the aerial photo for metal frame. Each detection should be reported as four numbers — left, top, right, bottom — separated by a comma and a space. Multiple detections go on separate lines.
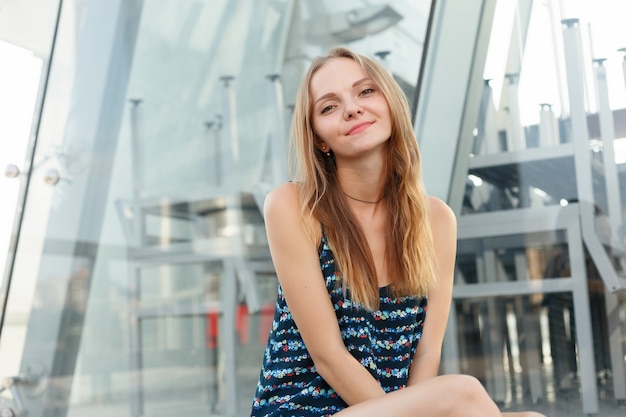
123, 76, 269, 417
426, 4, 626, 413
451, 203, 600, 413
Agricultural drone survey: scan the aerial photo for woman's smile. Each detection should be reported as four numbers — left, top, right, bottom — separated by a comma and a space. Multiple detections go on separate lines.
310, 57, 392, 158
347, 121, 374, 136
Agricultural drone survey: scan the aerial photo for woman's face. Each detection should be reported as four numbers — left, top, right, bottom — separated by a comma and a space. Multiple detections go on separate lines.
309, 57, 392, 161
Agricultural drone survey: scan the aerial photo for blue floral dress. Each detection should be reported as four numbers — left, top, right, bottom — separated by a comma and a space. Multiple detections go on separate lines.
250, 228, 427, 417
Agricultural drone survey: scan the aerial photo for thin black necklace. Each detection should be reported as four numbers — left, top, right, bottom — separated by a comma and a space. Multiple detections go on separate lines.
343, 192, 384, 204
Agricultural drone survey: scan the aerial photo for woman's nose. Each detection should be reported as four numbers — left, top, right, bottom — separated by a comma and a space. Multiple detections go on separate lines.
344, 102, 363, 119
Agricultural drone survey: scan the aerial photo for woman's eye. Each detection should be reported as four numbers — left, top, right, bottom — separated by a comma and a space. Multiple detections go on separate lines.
321, 105, 334, 114
360, 88, 374, 96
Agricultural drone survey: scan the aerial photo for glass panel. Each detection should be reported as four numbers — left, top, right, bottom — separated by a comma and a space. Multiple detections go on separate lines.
0, 0, 60, 298
0, 42, 43, 295
454, 293, 582, 410
446, 0, 626, 414
454, 291, 626, 412
457, 231, 571, 284
0, 0, 60, 385
0, 0, 432, 416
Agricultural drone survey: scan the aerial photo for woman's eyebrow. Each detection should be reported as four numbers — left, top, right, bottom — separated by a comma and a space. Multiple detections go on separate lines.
314, 92, 337, 107
313, 78, 372, 107
352, 77, 372, 87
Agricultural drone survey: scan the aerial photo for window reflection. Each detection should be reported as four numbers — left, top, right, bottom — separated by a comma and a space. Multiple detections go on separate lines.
66, 1, 432, 416
450, 0, 626, 414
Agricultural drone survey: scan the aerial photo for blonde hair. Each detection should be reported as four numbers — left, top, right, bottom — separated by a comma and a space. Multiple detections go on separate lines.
290, 47, 437, 309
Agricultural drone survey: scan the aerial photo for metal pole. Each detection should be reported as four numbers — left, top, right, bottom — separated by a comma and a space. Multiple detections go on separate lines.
605, 289, 626, 405
204, 117, 222, 187
472, 79, 497, 156
538, 103, 560, 147
546, 0, 569, 117
561, 18, 599, 415
128, 98, 144, 417
595, 58, 626, 404
482, 250, 507, 404
219, 76, 241, 415
220, 260, 238, 417
504, 73, 525, 151
513, 253, 543, 403
482, 80, 499, 155
220, 76, 239, 189
592, 58, 622, 243
266, 74, 288, 184
619, 48, 626, 93
129, 99, 144, 245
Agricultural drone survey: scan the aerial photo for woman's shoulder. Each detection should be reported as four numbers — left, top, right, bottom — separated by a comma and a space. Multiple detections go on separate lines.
264, 182, 320, 238
264, 182, 302, 217
427, 196, 456, 230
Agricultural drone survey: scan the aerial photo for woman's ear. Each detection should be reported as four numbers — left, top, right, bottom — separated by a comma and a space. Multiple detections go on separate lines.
317, 142, 329, 153
313, 133, 330, 153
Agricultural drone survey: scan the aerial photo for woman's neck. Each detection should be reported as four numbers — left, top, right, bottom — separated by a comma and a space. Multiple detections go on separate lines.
336, 161, 386, 204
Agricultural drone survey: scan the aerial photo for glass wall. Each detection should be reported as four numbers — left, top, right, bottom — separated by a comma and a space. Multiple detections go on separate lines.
0, 0, 61, 402
3, 0, 625, 416
0, 0, 60, 316
0, 1, 432, 416
443, 0, 626, 415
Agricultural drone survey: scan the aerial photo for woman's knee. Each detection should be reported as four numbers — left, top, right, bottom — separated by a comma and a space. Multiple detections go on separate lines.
445, 374, 488, 400
440, 374, 500, 415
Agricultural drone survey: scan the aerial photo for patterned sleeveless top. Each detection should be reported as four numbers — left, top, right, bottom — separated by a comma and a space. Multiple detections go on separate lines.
250, 228, 427, 417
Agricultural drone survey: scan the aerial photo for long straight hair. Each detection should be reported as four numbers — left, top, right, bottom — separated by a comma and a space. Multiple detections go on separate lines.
290, 47, 437, 309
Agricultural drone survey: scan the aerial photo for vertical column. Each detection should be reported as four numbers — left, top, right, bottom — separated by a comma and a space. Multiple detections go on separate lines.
565, 217, 599, 414
473, 80, 500, 155
128, 98, 144, 417
482, 81, 500, 155
504, 73, 525, 152
220, 76, 239, 189
605, 289, 626, 405
266, 74, 288, 184
593, 58, 623, 243
218, 76, 241, 416
538, 103, 560, 147
546, 0, 569, 118
562, 18, 594, 232
482, 249, 507, 404
204, 116, 222, 188
619, 48, 626, 90
219, 75, 243, 235
129, 99, 145, 245
513, 253, 543, 403
220, 260, 238, 417
562, 18, 599, 414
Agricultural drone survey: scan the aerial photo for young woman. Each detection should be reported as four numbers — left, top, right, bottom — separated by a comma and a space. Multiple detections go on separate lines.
250, 47, 545, 417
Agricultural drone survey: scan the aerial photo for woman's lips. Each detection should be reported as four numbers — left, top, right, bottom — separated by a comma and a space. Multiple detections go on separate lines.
347, 122, 373, 135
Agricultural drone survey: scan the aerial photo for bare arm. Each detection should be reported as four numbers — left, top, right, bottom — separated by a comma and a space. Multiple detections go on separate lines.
264, 183, 386, 405
407, 196, 457, 385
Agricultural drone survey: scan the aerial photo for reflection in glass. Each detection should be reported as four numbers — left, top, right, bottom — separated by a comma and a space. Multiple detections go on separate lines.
0, 1, 432, 417
449, 0, 626, 414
